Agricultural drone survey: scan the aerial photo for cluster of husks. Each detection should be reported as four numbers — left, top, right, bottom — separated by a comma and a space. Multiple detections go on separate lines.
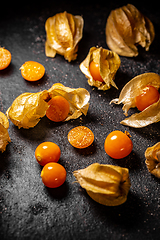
106, 4, 155, 57
1, 7, 157, 211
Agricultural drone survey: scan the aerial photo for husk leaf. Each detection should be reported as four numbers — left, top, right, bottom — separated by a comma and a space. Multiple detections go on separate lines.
145, 142, 160, 178
110, 72, 160, 128
0, 112, 11, 152
45, 11, 84, 62
106, 4, 155, 57
79, 46, 120, 90
73, 163, 131, 206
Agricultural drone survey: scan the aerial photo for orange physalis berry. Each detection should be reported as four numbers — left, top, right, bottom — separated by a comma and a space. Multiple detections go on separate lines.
46, 96, 70, 122
135, 85, 159, 111
41, 162, 66, 188
68, 126, 94, 149
0, 48, 11, 70
89, 61, 104, 82
104, 130, 133, 159
35, 142, 61, 166
20, 61, 45, 81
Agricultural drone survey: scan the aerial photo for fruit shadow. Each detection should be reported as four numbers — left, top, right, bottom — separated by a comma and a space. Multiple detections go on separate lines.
45, 181, 69, 200
72, 142, 97, 157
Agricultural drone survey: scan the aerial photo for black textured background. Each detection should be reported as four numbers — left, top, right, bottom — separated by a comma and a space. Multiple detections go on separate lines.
0, 1, 160, 239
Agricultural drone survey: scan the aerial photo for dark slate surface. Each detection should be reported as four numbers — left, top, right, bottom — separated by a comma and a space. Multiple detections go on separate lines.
0, 1, 160, 239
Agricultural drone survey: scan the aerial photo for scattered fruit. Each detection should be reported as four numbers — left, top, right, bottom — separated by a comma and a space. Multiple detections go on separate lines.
20, 61, 45, 81
41, 162, 66, 188
0, 47, 11, 70
35, 142, 61, 166
104, 130, 133, 159
68, 126, 94, 149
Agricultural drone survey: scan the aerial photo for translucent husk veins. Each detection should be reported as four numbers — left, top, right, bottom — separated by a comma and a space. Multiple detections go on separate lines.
106, 4, 155, 57
45, 11, 84, 62
145, 142, 160, 178
80, 47, 121, 90
0, 112, 11, 152
110, 73, 160, 128
6, 83, 90, 129
73, 163, 131, 206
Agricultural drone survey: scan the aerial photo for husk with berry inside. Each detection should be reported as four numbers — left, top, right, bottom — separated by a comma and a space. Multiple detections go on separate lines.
80, 46, 120, 90
6, 83, 90, 129
110, 72, 160, 128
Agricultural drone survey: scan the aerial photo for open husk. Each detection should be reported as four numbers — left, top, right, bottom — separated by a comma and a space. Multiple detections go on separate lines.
80, 46, 120, 90
110, 73, 160, 128
73, 163, 131, 206
6, 83, 90, 129
48, 83, 90, 121
45, 11, 84, 62
106, 4, 155, 57
0, 112, 11, 152
145, 142, 160, 178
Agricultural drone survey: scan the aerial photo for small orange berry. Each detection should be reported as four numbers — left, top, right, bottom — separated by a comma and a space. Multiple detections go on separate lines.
46, 96, 70, 122
35, 142, 61, 166
68, 126, 94, 149
20, 61, 45, 81
0, 48, 11, 70
41, 162, 66, 188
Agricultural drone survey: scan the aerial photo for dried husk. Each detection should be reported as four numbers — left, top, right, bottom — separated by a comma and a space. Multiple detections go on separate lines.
80, 46, 120, 90
145, 142, 160, 178
110, 73, 160, 128
73, 163, 131, 206
48, 83, 90, 121
6, 91, 49, 129
6, 83, 90, 129
45, 11, 84, 62
0, 112, 11, 152
106, 4, 155, 57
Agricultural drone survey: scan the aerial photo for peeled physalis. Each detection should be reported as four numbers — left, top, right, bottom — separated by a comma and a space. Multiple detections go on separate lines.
145, 142, 160, 178
6, 83, 90, 129
73, 163, 131, 206
110, 73, 160, 128
106, 4, 155, 57
80, 47, 120, 90
45, 11, 84, 62
0, 112, 11, 152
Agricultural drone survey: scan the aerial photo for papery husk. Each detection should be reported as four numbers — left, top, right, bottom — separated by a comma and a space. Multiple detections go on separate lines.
110, 72, 160, 128
6, 83, 90, 129
145, 142, 160, 178
80, 46, 120, 90
6, 91, 49, 129
106, 4, 155, 57
45, 11, 84, 62
73, 163, 131, 206
0, 112, 11, 152
48, 83, 90, 121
